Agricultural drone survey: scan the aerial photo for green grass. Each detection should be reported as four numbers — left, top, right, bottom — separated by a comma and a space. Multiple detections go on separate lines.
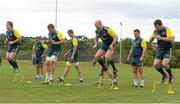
0, 60, 180, 103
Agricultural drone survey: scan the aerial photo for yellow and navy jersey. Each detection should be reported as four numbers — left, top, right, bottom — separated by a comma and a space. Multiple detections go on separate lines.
48, 31, 64, 50
131, 37, 147, 57
95, 26, 117, 45
6, 29, 21, 46
151, 26, 173, 50
32, 41, 48, 57
69, 36, 79, 54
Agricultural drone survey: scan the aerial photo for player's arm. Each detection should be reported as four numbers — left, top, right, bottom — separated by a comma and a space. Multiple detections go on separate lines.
127, 46, 132, 63
52, 31, 65, 45
32, 44, 35, 60
156, 28, 173, 42
108, 28, 118, 49
42, 44, 49, 57
71, 38, 78, 59
64, 50, 70, 57
4, 38, 9, 44
140, 39, 147, 62
93, 34, 99, 49
149, 32, 155, 43
9, 30, 22, 45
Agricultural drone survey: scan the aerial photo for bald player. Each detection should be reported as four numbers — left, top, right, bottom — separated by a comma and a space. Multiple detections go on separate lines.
93, 20, 118, 85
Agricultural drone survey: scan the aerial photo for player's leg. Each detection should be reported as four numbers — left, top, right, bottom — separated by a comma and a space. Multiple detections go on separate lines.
43, 56, 51, 84
8, 45, 20, 72
39, 64, 44, 80
138, 65, 144, 88
105, 49, 117, 84
108, 58, 118, 78
44, 60, 50, 83
162, 58, 173, 84
95, 67, 105, 85
132, 66, 138, 87
93, 49, 107, 84
35, 64, 40, 79
58, 62, 71, 82
153, 59, 167, 83
6, 47, 16, 70
9, 52, 18, 71
162, 49, 173, 84
49, 60, 55, 81
39, 58, 44, 79
74, 53, 83, 82
44, 50, 52, 83
94, 49, 106, 66
75, 63, 83, 83
6, 52, 13, 68
154, 50, 168, 83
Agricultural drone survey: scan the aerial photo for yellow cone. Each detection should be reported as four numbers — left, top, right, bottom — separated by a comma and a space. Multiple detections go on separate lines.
113, 87, 119, 90
27, 81, 31, 84
168, 91, 175, 95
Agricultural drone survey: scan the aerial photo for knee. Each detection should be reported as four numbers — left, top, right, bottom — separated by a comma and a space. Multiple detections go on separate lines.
6, 57, 9, 61
6, 55, 10, 61
153, 63, 161, 69
75, 65, 78, 69
133, 69, 138, 74
162, 63, 169, 69
8, 57, 13, 61
95, 55, 101, 61
46, 61, 50, 65
105, 56, 112, 63
139, 69, 143, 75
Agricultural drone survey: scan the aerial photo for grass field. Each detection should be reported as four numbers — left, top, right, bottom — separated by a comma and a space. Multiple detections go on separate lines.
0, 60, 180, 103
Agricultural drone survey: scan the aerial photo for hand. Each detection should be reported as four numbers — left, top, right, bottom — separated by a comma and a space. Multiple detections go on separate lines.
92, 58, 97, 66
41, 54, 45, 58
139, 57, 144, 62
8, 41, 14, 45
64, 53, 68, 58
50, 40, 57, 45
70, 56, 74, 63
32, 54, 35, 60
92, 44, 97, 50
126, 56, 130, 64
155, 35, 162, 40
109, 44, 114, 50
4, 40, 8, 44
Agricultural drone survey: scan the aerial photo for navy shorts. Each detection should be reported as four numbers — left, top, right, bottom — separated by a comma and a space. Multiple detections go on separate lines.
131, 56, 142, 67
7, 45, 20, 54
155, 48, 172, 60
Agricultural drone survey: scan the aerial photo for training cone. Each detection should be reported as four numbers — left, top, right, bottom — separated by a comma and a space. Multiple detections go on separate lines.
113, 87, 119, 90
27, 81, 31, 84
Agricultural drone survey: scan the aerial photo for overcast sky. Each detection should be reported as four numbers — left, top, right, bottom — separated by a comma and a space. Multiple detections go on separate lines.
0, 0, 180, 41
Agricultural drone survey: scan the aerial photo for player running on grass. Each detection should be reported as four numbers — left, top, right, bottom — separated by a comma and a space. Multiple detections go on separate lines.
58, 29, 83, 83
43, 24, 65, 84
127, 29, 147, 88
149, 19, 174, 84
32, 36, 48, 80
92, 20, 118, 85
4, 21, 22, 73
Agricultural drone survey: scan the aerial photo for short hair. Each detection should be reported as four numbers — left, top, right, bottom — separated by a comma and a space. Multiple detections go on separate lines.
133, 29, 140, 33
7, 21, 13, 28
154, 19, 163, 26
67, 29, 73, 33
47, 24, 55, 29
